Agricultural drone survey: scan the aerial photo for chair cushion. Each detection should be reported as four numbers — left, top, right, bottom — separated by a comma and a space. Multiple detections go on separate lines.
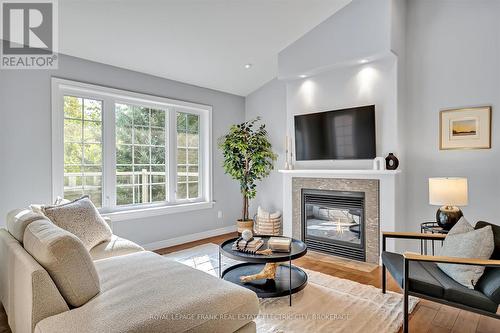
34, 251, 259, 333
475, 221, 500, 305
422, 261, 498, 312
382, 251, 498, 313
42, 196, 112, 250
90, 235, 144, 260
475, 221, 500, 259
437, 223, 494, 289
23, 220, 100, 307
382, 251, 443, 298
6, 208, 46, 243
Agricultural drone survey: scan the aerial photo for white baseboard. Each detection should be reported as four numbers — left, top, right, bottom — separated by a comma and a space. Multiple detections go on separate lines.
142, 225, 237, 251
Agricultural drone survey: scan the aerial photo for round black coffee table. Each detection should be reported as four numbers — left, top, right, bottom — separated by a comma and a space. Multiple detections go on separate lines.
219, 236, 307, 306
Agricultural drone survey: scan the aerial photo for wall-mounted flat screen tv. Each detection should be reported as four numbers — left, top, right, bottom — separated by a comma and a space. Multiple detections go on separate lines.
294, 105, 376, 160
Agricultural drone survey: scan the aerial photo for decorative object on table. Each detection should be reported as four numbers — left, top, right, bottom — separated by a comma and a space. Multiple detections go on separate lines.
372, 157, 385, 170
268, 237, 292, 252
385, 153, 399, 170
420, 221, 449, 255
218, 117, 277, 234
284, 134, 293, 170
241, 229, 253, 241
429, 177, 468, 230
219, 236, 308, 306
232, 236, 264, 253
440, 106, 492, 150
240, 262, 279, 282
253, 206, 282, 236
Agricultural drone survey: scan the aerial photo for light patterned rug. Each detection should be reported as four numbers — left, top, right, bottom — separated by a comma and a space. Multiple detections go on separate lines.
164, 243, 419, 333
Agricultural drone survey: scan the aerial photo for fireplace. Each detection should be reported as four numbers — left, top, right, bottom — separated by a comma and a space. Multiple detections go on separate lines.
301, 189, 366, 261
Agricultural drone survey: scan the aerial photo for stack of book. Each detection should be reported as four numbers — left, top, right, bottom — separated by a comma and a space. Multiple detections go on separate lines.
232, 237, 264, 252
268, 237, 292, 252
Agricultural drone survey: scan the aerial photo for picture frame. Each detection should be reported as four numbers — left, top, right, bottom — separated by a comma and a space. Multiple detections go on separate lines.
440, 106, 492, 150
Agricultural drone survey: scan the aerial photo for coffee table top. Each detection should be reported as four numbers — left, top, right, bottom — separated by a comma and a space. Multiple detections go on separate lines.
220, 236, 307, 263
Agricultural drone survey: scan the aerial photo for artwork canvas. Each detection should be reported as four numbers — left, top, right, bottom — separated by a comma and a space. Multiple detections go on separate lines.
440, 106, 491, 149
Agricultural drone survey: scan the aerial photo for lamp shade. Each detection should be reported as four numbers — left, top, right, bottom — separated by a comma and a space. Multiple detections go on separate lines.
429, 177, 468, 206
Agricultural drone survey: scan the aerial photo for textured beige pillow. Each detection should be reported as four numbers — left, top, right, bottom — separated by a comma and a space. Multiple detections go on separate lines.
438, 222, 494, 289
42, 196, 112, 250
6, 208, 46, 243
23, 219, 100, 307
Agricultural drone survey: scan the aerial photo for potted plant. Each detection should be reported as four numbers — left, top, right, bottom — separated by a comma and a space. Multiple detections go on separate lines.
218, 117, 277, 233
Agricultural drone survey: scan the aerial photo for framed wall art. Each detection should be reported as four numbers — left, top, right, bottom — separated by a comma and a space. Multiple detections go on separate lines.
440, 106, 491, 150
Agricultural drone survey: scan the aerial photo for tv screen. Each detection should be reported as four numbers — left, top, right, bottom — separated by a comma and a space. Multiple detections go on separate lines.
294, 105, 376, 160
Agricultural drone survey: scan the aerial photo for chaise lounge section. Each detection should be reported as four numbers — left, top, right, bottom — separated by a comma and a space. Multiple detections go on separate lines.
0, 208, 259, 333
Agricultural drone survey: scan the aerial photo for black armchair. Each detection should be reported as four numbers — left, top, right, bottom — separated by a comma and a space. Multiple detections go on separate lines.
381, 226, 500, 333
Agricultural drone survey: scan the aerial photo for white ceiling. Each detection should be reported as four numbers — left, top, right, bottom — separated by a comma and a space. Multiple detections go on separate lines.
59, 0, 351, 96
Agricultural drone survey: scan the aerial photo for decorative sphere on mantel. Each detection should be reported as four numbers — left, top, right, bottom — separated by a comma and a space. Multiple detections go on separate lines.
242, 229, 253, 241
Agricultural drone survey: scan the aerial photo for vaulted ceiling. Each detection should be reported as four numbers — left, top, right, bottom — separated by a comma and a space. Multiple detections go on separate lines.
59, 0, 351, 96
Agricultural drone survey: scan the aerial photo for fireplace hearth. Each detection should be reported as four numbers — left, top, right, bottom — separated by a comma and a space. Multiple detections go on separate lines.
302, 189, 366, 261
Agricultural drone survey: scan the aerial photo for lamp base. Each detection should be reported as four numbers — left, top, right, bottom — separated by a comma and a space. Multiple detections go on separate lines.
436, 206, 463, 230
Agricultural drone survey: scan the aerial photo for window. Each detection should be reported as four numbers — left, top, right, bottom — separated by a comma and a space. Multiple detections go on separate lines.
115, 104, 167, 206
52, 78, 212, 219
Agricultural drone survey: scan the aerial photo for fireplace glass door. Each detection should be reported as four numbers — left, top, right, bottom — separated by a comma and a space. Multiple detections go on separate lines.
302, 189, 365, 261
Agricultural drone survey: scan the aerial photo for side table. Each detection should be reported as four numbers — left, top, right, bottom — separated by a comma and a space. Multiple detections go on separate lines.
420, 222, 448, 255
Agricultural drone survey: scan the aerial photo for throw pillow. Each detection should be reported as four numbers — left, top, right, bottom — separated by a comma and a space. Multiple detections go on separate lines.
437, 225, 494, 289
42, 196, 112, 250
23, 219, 100, 307
30, 196, 72, 215
447, 216, 474, 235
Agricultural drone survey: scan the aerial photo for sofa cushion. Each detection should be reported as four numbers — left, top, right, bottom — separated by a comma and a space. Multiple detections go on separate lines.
42, 196, 112, 250
382, 251, 443, 298
90, 235, 144, 260
23, 220, 100, 307
437, 224, 494, 289
34, 251, 259, 333
6, 208, 46, 243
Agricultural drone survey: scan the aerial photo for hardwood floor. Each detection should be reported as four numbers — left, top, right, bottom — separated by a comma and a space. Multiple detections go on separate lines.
155, 232, 499, 333
0, 232, 496, 333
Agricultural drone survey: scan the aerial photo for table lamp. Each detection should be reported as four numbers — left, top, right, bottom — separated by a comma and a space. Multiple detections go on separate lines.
429, 177, 468, 230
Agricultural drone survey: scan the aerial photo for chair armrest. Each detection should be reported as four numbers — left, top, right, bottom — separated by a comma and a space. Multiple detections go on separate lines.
382, 231, 446, 240
403, 252, 500, 267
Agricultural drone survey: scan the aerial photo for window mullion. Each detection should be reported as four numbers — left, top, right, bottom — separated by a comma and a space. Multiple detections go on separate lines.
102, 97, 116, 209
168, 108, 177, 203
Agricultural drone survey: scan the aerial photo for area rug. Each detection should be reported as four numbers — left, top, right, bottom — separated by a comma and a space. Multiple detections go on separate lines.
164, 243, 419, 333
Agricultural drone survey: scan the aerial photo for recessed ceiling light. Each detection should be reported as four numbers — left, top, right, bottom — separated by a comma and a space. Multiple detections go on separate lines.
244, 63, 252, 69
299, 74, 307, 78
360, 59, 369, 64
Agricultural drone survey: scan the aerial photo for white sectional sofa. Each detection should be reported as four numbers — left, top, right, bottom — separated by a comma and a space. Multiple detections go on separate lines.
0, 206, 259, 333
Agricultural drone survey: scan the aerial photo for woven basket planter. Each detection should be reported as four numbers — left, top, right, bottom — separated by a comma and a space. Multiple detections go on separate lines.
253, 214, 282, 236
237, 220, 254, 234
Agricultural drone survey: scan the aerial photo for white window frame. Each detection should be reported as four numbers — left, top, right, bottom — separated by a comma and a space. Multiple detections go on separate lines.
51, 78, 213, 221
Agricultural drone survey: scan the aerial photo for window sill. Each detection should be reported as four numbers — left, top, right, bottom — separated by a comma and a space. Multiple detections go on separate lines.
101, 201, 215, 222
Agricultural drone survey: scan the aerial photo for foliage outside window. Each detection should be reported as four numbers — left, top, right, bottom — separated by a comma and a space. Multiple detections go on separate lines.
63, 96, 103, 207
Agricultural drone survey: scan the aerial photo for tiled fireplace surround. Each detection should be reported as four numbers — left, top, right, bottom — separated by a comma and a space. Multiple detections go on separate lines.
280, 170, 400, 264
292, 177, 380, 264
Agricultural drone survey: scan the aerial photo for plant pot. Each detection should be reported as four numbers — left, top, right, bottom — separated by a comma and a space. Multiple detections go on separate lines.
237, 219, 254, 234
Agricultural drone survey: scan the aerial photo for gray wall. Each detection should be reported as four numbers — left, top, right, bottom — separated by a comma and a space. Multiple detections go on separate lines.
245, 78, 287, 214
0, 54, 245, 246
404, 0, 500, 231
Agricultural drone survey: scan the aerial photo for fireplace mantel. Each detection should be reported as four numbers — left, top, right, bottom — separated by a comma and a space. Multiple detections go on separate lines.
279, 169, 401, 177
280, 169, 401, 257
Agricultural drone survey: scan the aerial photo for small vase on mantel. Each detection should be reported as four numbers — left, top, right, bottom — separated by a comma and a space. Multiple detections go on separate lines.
385, 153, 399, 170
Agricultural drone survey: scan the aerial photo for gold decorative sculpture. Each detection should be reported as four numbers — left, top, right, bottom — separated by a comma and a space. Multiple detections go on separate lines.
240, 263, 279, 282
